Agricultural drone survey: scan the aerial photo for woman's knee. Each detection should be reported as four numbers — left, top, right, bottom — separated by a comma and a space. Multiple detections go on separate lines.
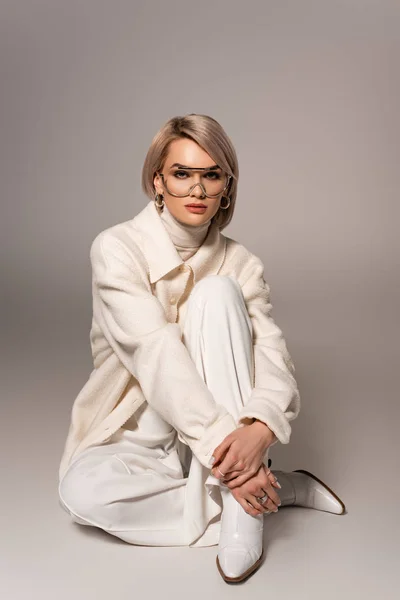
58, 458, 102, 523
190, 274, 243, 309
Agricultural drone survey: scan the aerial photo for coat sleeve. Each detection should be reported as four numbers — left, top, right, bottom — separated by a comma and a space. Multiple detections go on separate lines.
90, 232, 238, 468
237, 252, 301, 445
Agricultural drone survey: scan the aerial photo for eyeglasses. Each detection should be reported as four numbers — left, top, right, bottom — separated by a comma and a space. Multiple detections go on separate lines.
157, 167, 232, 198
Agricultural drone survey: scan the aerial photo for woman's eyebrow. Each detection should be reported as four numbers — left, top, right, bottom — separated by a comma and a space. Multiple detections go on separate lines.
170, 163, 221, 170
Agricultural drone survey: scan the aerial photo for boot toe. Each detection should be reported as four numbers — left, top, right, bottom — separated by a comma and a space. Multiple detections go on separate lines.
314, 483, 344, 514
217, 543, 264, 581
218, 547, 255, 578
293, 469, 346, 514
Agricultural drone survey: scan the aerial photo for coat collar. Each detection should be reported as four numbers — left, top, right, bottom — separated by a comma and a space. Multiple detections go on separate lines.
132, 200, 227, 284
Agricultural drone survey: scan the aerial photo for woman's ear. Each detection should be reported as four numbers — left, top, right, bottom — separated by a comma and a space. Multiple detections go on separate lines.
153, 173, 161, 194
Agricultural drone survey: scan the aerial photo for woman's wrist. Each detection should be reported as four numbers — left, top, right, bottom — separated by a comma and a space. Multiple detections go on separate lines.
251, 419, 277, 443
239, 417, 277, 444
240, 417, 256, 426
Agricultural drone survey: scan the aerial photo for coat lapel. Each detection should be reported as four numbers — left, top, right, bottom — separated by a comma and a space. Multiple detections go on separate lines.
132, 200, 227, 284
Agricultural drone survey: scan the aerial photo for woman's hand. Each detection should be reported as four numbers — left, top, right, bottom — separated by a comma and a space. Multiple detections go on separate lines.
210, 420, 276, 489
230, 463, 281, 517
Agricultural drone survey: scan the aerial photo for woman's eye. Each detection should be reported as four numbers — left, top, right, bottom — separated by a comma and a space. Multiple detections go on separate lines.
172, 170, 221, 179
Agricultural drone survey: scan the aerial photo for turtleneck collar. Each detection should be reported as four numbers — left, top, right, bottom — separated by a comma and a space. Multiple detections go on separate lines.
159, 202, 211, 260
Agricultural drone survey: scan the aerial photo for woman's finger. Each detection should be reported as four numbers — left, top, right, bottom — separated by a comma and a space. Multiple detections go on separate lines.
225, 469, 255, 489
212, 451, 240, 480
240, 498, 261, 517
259, 469, 281, 507
261, 481, 281, 511
247, 467, 281, 511
235, 494, 264, 517
220, 469, 243, 481
264, 467, 282, 493
267, 469, 279, 484
210, 435, 234, 465
250, 484, 277, 513
244, 492, 268, 514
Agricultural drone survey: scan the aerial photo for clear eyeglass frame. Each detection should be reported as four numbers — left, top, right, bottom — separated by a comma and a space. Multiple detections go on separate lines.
156, 168, 232, 198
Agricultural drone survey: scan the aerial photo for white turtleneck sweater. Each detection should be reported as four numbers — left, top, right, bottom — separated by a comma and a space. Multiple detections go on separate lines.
159, 202, 211, 260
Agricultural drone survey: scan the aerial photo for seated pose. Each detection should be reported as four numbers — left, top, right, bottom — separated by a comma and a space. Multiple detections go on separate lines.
58, 113, 345, 583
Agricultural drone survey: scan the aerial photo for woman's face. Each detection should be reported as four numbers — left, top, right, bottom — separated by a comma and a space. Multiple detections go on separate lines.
153, 138, 228, 226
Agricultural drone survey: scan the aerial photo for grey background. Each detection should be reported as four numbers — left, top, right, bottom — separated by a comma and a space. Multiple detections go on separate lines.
1, 0, 399, 598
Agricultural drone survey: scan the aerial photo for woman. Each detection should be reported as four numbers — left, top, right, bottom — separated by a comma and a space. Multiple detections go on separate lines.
58, 114, 345, 583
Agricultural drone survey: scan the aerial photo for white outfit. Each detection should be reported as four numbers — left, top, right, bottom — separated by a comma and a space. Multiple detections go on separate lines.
58, 205, 270, 547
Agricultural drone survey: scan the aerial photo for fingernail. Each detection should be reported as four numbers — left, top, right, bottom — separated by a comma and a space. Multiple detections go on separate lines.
209, 457, 216, 465
275, 480, 282, 488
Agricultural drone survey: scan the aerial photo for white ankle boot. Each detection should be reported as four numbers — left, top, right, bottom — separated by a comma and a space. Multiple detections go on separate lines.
272, 469, 346, 514
215, 463, 346, 583
216, 486, 266, 583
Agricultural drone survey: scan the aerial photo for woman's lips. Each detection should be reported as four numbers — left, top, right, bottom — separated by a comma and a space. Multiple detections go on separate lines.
185, 205, 207, 213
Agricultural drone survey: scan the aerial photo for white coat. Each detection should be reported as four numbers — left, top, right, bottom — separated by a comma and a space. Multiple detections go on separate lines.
58, 200, 300, 482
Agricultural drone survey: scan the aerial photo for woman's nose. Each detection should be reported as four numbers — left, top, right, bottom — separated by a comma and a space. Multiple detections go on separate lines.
190, 182, 207, 198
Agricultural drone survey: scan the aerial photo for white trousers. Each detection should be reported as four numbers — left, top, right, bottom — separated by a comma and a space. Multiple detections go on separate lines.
59, 274, 270, 547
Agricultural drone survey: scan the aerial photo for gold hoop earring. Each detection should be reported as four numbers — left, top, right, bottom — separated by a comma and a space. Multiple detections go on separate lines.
219, 195, 231, 210
154, 193, 164, 209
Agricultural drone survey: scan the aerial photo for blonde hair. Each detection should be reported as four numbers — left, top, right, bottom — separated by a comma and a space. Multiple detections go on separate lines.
141, 114, 239, 230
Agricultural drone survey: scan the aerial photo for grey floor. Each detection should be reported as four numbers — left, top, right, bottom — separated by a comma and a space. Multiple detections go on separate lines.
2, 286, 399, 600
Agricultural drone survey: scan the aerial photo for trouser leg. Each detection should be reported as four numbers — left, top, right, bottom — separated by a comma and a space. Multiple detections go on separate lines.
58, 399, 191, 545
182, 274, 271, 482
183, 275, 255, 420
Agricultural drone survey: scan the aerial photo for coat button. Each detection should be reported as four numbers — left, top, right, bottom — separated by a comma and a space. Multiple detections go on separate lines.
170, 296, 177, 304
